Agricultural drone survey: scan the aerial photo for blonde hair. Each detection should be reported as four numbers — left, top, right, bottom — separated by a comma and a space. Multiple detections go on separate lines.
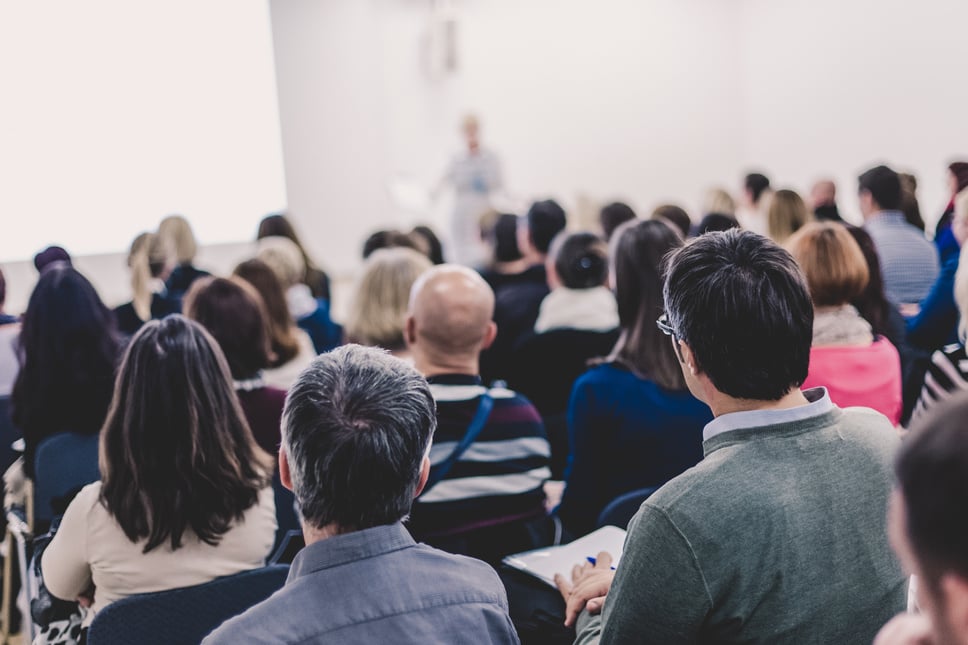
345, 248, 432, 350
702, 187, 736, 216
256, 236, 306, 289
786, 222, 869, 307
157, 215, 198, 265
768, 189, 811, 244
127, 232, 169, 321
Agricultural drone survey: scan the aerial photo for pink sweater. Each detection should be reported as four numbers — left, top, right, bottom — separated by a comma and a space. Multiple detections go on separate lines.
802, 337, 902, 425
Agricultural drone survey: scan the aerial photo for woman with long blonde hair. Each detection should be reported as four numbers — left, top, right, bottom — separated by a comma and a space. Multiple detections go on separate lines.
113, 232, 180, 337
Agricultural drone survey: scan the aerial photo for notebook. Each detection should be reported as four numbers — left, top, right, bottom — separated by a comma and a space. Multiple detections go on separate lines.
502, 525, 628, 588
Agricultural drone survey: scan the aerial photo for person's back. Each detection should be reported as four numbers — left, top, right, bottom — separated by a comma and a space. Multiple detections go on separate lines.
591, 402, 904, 643
804, 337, 902, 423
208, 523, 515, 644
859, 165, 939, 306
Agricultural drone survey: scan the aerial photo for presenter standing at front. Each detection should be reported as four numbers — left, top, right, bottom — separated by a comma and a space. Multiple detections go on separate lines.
438, 114, 503, 266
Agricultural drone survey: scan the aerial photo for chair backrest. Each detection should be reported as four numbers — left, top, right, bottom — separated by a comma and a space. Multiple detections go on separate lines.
33, 432, 101, 524
596, 486, 660, 530
272, 470, 300, 553
0, 396, 22, 475
86, 565, 289, 645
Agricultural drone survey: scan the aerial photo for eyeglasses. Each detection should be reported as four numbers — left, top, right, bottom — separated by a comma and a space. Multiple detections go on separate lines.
656, 313, 675, 337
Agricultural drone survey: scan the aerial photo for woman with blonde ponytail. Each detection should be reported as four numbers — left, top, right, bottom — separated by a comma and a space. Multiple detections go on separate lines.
113, 233, 180, 337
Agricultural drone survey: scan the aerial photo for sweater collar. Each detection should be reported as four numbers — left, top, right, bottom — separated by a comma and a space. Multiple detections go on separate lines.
702, 387, 836, 450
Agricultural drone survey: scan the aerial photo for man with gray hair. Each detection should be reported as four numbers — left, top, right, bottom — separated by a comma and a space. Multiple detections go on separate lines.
204, 345, 519, 644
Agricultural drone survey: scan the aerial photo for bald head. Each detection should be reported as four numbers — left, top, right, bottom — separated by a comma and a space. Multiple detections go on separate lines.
407, 265, 496, 361
811, 179, 837, 208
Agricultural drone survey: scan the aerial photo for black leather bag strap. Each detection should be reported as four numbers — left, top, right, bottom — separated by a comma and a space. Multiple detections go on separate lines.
423, 392, 494, 493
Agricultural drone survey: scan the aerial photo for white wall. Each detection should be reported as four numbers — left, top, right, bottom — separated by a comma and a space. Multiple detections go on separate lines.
270, 0, 746, 273
738, 0, 968, 226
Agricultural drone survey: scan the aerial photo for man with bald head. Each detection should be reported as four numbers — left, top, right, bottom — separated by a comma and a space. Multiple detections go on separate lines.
405, 265, 552, 565
810, 178, 845, 222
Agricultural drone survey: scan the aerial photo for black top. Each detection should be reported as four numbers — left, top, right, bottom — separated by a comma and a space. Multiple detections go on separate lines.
113, 293, 181, 338
165, 264, 211, 299
480, 265, 549, 383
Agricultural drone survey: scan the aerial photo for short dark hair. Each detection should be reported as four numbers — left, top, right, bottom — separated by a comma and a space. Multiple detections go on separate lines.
100, 316, 272, 553
184, 277, 273, 380
651, 204, 691, 239
283, 345, 437, 531
492, 213, 523, 263
858, 165, 902, 211
897, 391, 968, 587
527, 200, 567, 254
0, 268, 6, 308
663, 230, 813, 401
697, 213, 740, 235
744, 173, 771, 204
551, 232, 608, 289
600, 202, 637, 241
362, 229, 420, 260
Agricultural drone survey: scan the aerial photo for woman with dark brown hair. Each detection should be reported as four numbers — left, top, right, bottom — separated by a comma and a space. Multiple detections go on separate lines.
41, 316, 276, 626
233, 258, 316, 389
555, 220, 712, 536
184, 277, 287, 453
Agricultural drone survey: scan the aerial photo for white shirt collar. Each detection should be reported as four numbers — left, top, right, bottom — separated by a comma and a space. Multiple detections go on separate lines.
702, 387, 834, 442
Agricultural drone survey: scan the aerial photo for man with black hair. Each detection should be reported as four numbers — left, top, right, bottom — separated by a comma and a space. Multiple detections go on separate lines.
860, 164, 939, 307
562, 230, 906, 644
480, 199, 567, 382
875, 392, 968, 645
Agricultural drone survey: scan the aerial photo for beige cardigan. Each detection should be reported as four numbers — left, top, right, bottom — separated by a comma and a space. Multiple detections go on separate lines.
42, 482, 276, 624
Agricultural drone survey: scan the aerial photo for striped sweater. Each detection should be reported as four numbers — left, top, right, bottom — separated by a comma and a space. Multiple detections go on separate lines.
407, 374, 551, 539
912, 343, 968, 424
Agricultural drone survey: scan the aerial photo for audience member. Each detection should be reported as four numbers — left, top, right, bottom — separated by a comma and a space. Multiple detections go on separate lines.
860, 165, 939, 308
564, 230, 905, 643
257, 213, 331, 301
0, 269, 20, 397
907, 189, 968, 353
508, 232, 620, 478
599, 202, 636, 241
767, 188, 811, 244
911, 241, 968, 423
234, 259, 316, 390
482, 199, 567, 381
788, 222, 902, 424
899, 172, 926, 232
361, 229, 421, 260
701, 187, 736, 218
42, 316, 276, 627
810, 179, 845, 222
875, 392, 968, 645
204, 345, 518, 644
556, 220, 711, 536
405, 266, 551, 564
479, 213, 529, 290
736, 171, 771, 235
256, 236, 342, 354
184, 277, 286, 454
344, 247, 432, 360
158, 215, 211, 298
696, 212, 739, 235
33, 246, 72, 273
10, 265, 120, 480
933, 161, 968, 262
651, 204, 691, 239
113, 232, 180, 337
410, 225, 446, 265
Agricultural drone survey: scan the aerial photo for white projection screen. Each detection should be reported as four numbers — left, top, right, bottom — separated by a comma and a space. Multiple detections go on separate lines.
0, 0, 287, 262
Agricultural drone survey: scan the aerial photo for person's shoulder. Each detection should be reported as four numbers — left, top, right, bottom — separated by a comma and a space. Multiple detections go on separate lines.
834, 406, 900, 450
68, 481, 104, 513
408, 543, 508, 601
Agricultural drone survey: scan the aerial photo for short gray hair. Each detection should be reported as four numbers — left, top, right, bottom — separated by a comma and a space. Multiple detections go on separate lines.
282, 344, 437, 530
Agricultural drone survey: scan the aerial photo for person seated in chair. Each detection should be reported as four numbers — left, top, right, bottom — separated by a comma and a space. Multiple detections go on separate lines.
405, 265, 552, 564
205, 345, 518, 644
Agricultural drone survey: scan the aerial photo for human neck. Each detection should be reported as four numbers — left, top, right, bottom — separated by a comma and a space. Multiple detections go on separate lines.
413, 350, 479, 379
302, 522, 352, 547
706, 387, 810, 418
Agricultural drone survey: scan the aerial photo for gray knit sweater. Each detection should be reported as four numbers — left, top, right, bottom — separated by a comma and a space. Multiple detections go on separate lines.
575, 405, 906, 644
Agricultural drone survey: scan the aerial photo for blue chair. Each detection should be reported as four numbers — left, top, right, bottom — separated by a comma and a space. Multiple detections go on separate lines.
596, 486, 660, 530
0, 396, 22, 475
272, 470, 300, 554
86, 565, 290, 645
33, 432, 101, 525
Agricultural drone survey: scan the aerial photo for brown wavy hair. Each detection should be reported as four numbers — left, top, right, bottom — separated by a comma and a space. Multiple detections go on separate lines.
99, 316, 272, 552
